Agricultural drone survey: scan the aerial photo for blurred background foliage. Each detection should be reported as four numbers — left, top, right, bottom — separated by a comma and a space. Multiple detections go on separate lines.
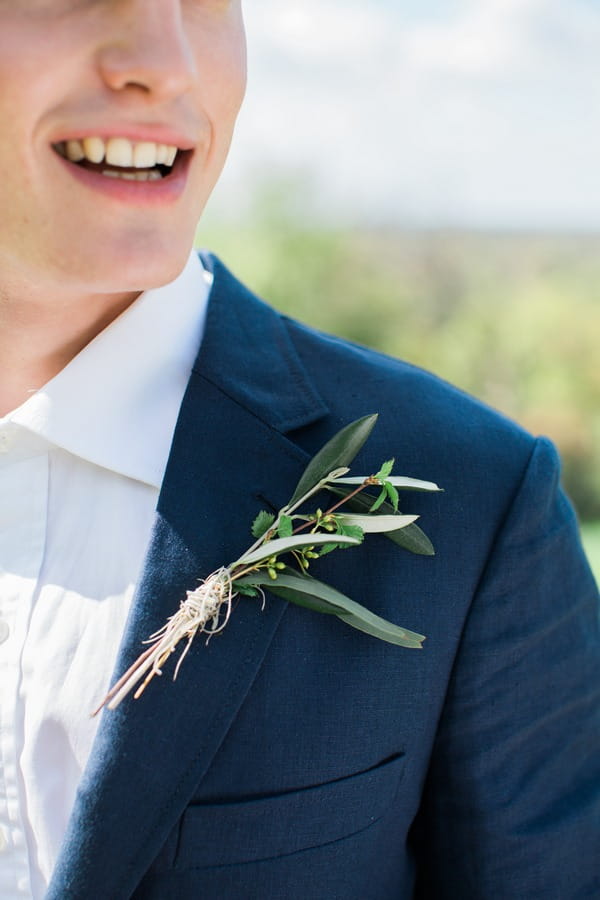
198, 180, 600, 577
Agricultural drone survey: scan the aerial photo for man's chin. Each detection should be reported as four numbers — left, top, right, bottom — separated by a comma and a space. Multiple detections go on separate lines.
128, 256, 192, 294
87, 237, 196, 295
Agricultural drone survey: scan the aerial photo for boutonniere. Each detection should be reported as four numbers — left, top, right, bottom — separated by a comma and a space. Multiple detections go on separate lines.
94, 414, 441, 715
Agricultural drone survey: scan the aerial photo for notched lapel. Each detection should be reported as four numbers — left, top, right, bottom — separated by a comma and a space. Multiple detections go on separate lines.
196, 252, 328, 433
47, 258, 329, 900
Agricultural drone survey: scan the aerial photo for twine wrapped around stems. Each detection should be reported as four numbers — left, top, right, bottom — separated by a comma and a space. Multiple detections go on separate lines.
93, 568, 236, 714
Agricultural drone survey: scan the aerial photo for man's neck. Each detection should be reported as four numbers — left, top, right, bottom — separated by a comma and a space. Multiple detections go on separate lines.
0, 283, 140, 417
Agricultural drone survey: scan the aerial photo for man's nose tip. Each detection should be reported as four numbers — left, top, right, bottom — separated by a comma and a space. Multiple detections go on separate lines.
96, 16, 197, 100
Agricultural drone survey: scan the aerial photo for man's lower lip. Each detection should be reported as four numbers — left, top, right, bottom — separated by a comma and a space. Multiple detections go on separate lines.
54, 151, 192, 205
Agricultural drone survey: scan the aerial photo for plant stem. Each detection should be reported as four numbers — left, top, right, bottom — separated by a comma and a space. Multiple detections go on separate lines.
232, 473, 344, 563
291, 478, 377, 535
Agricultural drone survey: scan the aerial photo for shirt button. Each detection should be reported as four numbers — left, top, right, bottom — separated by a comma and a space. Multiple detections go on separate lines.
0, 620, 9, 644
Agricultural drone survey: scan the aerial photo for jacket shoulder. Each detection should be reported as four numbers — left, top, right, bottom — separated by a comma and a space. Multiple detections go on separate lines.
281, 313, 537, 489
201, 251, 540, 506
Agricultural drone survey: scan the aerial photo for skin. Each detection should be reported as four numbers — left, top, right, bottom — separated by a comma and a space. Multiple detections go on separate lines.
0, 0, 246, 414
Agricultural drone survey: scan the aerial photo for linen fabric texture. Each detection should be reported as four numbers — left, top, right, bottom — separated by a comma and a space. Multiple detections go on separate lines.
46, 254, 600, 900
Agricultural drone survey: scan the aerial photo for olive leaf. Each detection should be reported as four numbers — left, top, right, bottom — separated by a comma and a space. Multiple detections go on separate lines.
328, 487, 435, 556
237, 533, 361, 567
287, 414, 378, 507
334, 474, 441, 492
336, 514, 419, 533
94, 414, 440, 716
236, 569, 426, 649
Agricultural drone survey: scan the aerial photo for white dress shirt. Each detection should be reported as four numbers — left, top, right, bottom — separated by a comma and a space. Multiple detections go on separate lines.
0, 252, 211, 899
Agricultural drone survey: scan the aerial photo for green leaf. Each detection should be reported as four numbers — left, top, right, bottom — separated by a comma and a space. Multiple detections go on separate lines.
336, 523, 365, 542
336, 610, 425, 648
277, 515, 294, 538
237, 533, 361, 567
235, 572, 340, 615
335, 475, 441, 492
370, 487, 387, 512
269, 587, 341, 615
384, 481, 400, 512
376, 458, 394, 479
251, 510, 276, 539
385, 522, 435, 555
315, 542, 343, 556
328, 487, 436, 556
288, 414, 378, 507
236, 570, 425, 649
337, 514, 418, 534
234, 582, 259, 598
309, 522, 364, 556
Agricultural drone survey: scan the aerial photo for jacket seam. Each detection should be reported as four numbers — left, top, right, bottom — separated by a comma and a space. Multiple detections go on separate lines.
425, 435, 542, 748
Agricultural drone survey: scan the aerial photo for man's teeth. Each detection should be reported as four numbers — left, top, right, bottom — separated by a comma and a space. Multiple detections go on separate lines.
101, 169, 164, 181
60, 137, 179, 168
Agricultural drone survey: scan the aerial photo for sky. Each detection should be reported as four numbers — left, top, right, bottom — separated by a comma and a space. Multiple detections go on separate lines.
211, 0, 600, 230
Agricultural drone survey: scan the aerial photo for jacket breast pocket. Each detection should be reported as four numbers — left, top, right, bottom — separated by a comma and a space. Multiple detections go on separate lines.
173, 751, 406, 869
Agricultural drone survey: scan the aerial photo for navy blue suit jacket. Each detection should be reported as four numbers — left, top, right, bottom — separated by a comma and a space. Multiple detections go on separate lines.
47, 254, 599, 899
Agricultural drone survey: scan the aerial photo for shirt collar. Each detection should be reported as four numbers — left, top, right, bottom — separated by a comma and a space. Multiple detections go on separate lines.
9, 251, 211, 489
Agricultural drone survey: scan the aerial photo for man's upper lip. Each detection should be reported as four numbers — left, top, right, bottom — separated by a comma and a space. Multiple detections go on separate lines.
50, 125, 198, 150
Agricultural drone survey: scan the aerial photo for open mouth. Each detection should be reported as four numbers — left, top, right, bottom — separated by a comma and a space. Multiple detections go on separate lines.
52, 136, 188, 182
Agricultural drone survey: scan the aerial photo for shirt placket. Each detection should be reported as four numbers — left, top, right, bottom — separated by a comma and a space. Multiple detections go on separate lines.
0, 426, 49, 898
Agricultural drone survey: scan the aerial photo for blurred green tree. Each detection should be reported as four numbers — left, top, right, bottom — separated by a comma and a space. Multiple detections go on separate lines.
199, 179, 600, 522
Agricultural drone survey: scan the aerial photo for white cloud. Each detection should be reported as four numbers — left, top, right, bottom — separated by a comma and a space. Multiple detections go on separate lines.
400, 0, 600, 80
401, 0, 525, 77
211, 0, 600, 228
250, 1, 389, 66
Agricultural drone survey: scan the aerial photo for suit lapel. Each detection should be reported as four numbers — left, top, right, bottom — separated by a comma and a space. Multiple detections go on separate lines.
47, 257, 329, 899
